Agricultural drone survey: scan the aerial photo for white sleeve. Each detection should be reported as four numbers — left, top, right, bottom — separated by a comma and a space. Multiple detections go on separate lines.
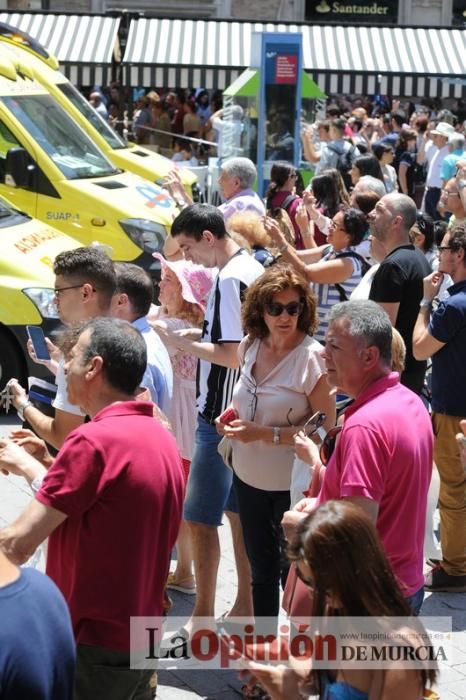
217, 276, 244, 343
52, 357, 85, 416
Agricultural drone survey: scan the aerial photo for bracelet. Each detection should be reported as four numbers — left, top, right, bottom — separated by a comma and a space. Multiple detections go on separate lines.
458, 179, 466, 191
277, 241, 288, 254
272, 426, 281, 445
17, 398, 33, 422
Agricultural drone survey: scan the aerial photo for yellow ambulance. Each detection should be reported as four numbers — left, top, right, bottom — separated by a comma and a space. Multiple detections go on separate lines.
0, 192, 79, 389
0, 46, 182, 279
0, 22, 198, 197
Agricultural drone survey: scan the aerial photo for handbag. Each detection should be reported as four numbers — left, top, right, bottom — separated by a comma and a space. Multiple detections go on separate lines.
217, 436, 234, 470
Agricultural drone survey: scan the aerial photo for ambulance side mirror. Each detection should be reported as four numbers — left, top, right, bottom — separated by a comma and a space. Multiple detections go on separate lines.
6, 148, 32, 188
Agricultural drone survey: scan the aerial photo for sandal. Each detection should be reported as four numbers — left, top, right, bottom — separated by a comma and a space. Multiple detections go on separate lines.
166, 572, 196, 595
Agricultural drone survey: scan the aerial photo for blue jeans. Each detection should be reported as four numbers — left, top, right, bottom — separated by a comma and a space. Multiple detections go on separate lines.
183, 415, 238, 526
406, 586, 424, 616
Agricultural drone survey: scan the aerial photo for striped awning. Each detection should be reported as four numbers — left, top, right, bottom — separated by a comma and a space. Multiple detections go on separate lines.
0, 12, 120, 85
122, 18, 466, 98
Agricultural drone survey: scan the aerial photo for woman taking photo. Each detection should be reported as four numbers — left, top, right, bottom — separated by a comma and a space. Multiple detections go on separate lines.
265, 208, 368, 343
302, 169, 350, 246
217, 264, 335, 624
243, 500, 438, 700
266, 162, 305, 249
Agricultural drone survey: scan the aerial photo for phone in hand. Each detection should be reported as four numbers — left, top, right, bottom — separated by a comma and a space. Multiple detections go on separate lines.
219, 407, 238, 425
26, 326, 50, 361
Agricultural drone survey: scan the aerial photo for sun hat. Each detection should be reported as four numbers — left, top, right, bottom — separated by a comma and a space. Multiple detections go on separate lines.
431, 122, 455, 137
153, 253, 215, 312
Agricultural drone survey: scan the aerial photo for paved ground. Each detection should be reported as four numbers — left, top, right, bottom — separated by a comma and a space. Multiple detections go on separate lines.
0, 414, 465, 699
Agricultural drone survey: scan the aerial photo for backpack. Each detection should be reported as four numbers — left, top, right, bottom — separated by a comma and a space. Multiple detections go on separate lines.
327, 143, 356, 190
333, 251, 371, 302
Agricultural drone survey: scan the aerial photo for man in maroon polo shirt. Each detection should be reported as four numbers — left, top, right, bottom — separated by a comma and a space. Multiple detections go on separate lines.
0, 318, 185, 700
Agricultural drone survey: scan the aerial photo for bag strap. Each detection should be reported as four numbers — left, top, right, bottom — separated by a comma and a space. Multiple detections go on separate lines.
281, 193, 298, 212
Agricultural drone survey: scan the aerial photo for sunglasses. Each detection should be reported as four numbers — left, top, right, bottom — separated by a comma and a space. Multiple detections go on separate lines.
265, 301, 303, 317
319, 425, 343, 465
302, 411, 326, 438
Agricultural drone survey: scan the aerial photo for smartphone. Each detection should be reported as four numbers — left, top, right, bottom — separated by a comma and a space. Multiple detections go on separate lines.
26, 326, 50, 361
219, 407, 238, 425
302, 411, 326, 437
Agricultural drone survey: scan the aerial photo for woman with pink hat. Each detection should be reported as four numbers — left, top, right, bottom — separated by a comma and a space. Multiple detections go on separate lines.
149, 253, 215, 594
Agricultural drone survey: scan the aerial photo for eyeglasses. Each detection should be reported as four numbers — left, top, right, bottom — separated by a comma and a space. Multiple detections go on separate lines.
438, 245, 456, 253
302, 411, 327, 438
294, 561, 315, 589
54, 284, 84, 297
289, 172, 297, 179
265, 301, 303, 317
329, 220, 347, 233
319, 425, 343, 465
441, 189, 460, 197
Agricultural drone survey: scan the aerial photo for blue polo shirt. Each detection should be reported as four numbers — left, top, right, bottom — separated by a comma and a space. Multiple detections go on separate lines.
429, 279, 466, 416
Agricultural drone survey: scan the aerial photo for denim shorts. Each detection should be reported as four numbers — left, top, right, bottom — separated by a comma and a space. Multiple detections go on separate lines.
183, 414, 238, 526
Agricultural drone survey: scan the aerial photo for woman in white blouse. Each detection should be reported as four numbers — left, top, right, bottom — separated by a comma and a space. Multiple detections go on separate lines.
216, 264, 335, 624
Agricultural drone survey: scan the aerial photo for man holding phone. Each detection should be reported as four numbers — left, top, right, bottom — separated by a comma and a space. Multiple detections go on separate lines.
8, 247, 116, 449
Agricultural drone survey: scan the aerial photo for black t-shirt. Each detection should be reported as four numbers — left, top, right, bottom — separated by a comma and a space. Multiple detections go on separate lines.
369, 244, 431, 374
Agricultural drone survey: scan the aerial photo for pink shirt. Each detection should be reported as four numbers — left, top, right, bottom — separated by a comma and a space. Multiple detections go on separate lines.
317, 373, 432, 596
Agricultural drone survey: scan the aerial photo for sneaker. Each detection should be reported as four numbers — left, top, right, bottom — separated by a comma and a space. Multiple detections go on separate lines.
166, 572, 196, 595
424, 565, 466, 592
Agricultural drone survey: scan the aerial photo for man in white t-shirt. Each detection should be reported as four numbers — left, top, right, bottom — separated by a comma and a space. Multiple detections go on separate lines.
158, 203, 263, 636
8, 247, 116, 449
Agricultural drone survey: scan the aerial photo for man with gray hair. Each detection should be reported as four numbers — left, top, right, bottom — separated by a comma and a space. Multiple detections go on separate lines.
351, 174, 387, 200
368, 192, 431, 393
285, 300, 433, 613
217, 157, 265, 223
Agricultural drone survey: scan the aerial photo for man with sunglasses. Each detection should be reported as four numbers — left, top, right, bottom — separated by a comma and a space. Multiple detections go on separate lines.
413, 222, 466, 593
438, 177, 466, 227
7, 247, 116, 449
284, 300, 433, 614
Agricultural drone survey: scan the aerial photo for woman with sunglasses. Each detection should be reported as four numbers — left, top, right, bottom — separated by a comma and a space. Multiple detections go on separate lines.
243, 500, 437, 700
264, 208, 369, 343
410, 212, 437, 270
216, 264, 335, 627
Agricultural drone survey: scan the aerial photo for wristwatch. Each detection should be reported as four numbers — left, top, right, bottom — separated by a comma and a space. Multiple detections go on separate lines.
272, 427, 281, 445
17, 398, 33, 422
419, 298, 432, 309
458, 179, 466, 191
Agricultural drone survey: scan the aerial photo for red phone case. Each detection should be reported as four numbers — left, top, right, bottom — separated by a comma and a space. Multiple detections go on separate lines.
219, 407, 237, 424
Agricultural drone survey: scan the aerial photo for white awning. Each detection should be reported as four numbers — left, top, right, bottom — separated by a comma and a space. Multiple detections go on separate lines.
0, 12, 120, 85
122, 18, 466, 97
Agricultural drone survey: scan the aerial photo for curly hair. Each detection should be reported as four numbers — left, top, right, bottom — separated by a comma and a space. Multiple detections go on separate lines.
241, 264, 318, 340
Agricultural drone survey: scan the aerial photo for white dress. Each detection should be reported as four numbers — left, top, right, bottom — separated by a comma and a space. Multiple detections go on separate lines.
149, 308, 198, 462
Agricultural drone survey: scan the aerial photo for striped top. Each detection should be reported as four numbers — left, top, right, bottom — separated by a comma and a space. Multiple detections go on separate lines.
315, 247, 363, 343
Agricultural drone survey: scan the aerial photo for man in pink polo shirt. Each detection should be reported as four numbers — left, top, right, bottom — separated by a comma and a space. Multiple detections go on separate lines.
288, 300, 433, 613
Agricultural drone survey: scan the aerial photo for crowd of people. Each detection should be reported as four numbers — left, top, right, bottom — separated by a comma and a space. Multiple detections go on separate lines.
0, 103, 465, 699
